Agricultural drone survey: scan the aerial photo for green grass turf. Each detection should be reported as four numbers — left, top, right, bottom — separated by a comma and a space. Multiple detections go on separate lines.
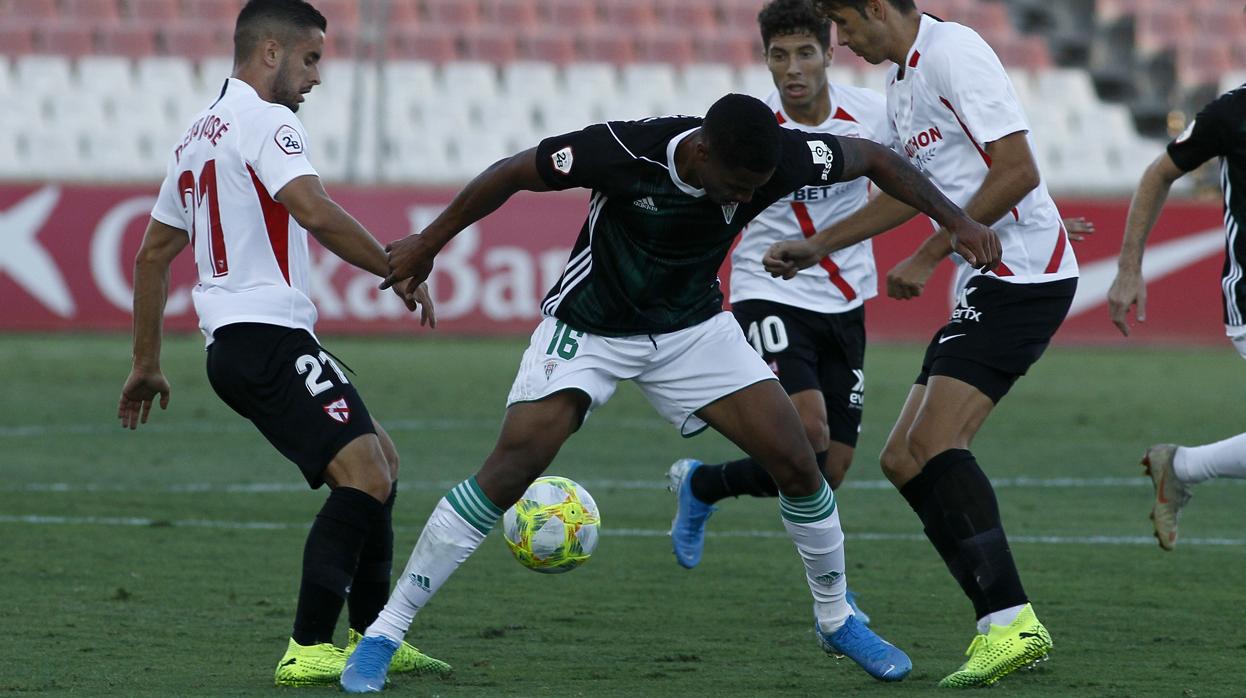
1, 333, 1243, 696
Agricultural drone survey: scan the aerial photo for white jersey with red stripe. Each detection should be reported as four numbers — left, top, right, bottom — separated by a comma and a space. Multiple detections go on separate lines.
729, 85, 886, 313
887, 14, 1077, 291
151, 78, 319, 344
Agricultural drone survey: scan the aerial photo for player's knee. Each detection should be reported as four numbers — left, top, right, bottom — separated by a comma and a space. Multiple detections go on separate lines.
802, 419, 831, 454
823, 454, 851, 490
879, 442, 917, 485
766, 449, 822, 495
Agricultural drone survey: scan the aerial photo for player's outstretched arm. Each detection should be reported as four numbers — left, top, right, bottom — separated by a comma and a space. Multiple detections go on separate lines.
119, 219, 188, 430
382, 147, 552, 290
1108, 152, 1186, 336
277, 174, 388, 278
837, 136, 999, 269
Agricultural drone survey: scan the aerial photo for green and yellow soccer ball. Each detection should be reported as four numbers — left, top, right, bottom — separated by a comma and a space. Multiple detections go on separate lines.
503, 476, 601, 574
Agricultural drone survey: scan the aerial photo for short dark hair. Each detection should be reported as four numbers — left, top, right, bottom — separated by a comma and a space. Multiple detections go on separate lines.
759, 0, 831, 51
702, 94, 783, 174
234, 0, 327, 64
813, 0, 917, 18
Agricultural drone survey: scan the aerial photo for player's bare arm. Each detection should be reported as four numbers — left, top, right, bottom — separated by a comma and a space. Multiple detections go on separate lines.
119, 218, 188, 430
382, 147, 552, 290
764, 136, 999, 278
277, 174, 435, 324
1108, 152, 1186, 336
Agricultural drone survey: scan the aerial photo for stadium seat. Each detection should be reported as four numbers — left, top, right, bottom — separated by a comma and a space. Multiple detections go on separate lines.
19, 131, 84, 180
577, 30, 635, 65
616, 62, 678, 116
15, 55, 74, 95
0, 22, 36, 55
198, 56, 235, 90
635, 30, 695, 66
425, 0, 483, 26
461, 28, 520, 65
385, 27, 457, 62
439, 61, 500, 103
161, 24, 232, 61
518, 28, 577, 65
126, 0, 181, 22
82, 131, 153, 180
533, 95, 597, 135
0, 132, 20, 178
694, 30, 758, 66
95, 23, 159, 58
45, 92, 109, 131
545, 0, 598, 29
500, 61, 559, 106
76, 55, 135, 100
316, 0, 360, 29
445, 128, 511, 178
381, 60, 438, 98
562, 62, 620, 105
482, 0, 539, 28
36, 23, 97, 58
600, 0, 658, 29
719, 0, 763, 33
136, 56, 197, 99
61, 0, 121, 22
380, 135, 453, 184
655, 1, 718, 32
737, 64, 776, 100
183, 0, 241, 22
2, 0, 57, 20
679, 63, 736, 114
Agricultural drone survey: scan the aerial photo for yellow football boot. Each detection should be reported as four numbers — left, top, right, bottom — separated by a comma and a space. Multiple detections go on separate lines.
938, 604, 1052, 688
274, 637, 348, 687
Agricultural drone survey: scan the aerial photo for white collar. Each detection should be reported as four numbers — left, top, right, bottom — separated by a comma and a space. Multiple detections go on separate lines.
666, 127, 706, 197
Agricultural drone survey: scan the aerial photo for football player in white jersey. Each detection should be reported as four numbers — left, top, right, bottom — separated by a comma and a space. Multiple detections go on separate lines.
116, 0, 447, 687
665, 0, 885, 621
766, 0, 1076, 687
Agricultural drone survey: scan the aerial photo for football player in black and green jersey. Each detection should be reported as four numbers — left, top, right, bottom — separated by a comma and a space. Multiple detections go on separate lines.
341, 93, 999, 693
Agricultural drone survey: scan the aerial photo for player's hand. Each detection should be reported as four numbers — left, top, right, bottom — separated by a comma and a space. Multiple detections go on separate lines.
392, 279, 437, 328
1107, 269, 1146, 337
763, 240, 823, 279
945, 218, 1000, 271
381, 233, 437, 290
118, 368, 170, 430
886, 253, 939, 300
1063, 216, 1095, 242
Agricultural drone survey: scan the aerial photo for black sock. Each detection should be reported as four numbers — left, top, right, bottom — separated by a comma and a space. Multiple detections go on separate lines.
690, 452, 829, 504
292, 487, 383, 646
348, 484, 396, 634
900, 449, 1027, 619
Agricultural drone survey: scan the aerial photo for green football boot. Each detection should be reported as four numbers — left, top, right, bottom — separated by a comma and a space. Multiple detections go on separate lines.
274, 637, 348, 687
347, 628, 453, 677
938, 604, 1052, 688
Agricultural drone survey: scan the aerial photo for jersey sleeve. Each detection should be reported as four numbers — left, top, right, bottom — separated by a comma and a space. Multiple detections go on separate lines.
246, 108, 319, 198
926, 28, 1029, 145
1167, 93, 1236, 172
534, 123, 622, 191
150, 166, 189, 233
785, 130, 846, 188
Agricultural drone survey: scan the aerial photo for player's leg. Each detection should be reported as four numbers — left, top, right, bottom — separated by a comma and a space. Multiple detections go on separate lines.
342, 420, 452, 677
695, 381, 909, 682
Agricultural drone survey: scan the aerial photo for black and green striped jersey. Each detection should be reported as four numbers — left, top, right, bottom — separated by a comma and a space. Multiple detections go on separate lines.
534, 116, 846, 336
1168, 85, 1246, 326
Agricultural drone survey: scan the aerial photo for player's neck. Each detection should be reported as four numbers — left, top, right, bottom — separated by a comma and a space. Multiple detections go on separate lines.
232, 66, 276, 104
888, 13, 923, 68
674, 133, 703, 189
782, 87, 831, 127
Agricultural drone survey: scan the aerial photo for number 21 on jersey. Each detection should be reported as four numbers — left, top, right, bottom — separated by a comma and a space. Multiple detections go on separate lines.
177, 159, 228, 277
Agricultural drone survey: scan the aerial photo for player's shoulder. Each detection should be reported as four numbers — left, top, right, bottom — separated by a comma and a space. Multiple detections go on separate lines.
920, 17, 998, 66
830, 83, 886, 113
601, 115, 702, 156
1199, 85, 1246, 122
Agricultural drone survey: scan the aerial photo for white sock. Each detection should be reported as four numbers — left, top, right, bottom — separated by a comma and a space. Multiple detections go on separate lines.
1173, 433, 1246, 484
977, 603, 1026, 634
780, 481, 850, 634
367, 478, 502, 643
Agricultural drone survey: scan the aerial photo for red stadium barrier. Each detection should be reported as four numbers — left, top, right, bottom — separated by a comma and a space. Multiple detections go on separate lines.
0, 184, 1229, 345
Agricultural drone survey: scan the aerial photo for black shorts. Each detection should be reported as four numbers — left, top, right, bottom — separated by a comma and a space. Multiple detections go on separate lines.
732, 300, 865, 447
206, 323, 376, 488
916, 276, 1077, 403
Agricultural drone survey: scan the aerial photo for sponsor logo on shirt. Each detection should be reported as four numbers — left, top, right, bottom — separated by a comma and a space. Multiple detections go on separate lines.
274, 125, 303, 155
806, 140, 835, 181
633, 196, 658, 212
903, 126, 943, 160
551, 146, 574, 174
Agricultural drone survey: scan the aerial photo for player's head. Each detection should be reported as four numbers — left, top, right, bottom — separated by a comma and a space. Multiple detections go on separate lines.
759, 0, 833, 112
812, 0, 917, 65
696, 94, 782, 205
233, 0, 326, 112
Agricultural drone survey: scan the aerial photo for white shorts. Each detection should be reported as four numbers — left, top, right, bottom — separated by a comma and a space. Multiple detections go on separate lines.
1228, 325, 1246, 360
507, 312, 778, 436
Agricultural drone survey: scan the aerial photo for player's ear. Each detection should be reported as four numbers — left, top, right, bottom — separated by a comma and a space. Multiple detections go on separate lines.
262, 38, 281, 68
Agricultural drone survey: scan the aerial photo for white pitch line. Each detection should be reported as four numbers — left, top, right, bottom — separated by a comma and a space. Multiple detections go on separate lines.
0, 417, 669, 438
6, 476, 1243, 494
1, 514, 1242, 547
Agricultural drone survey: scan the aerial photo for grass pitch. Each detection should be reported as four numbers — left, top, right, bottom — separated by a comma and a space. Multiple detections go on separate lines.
1, 332, 1243, 697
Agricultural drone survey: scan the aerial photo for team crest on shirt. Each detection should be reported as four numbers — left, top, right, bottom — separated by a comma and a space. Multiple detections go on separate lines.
551, 146, 574, 174
543, 359, 558, 380
721, 202, 739, 223
323, 397, 351, 424
806, 140, 835, 181
274, 125, 303, 154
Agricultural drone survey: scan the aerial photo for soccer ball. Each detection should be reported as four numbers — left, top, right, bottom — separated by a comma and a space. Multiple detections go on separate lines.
502, 476, 601, 574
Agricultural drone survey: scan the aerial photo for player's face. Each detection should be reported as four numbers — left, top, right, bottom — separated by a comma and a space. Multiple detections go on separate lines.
825, 5, 890, 65
271, 28, 324, 113
701, 157, 774, 206
765, 32, 831, 111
